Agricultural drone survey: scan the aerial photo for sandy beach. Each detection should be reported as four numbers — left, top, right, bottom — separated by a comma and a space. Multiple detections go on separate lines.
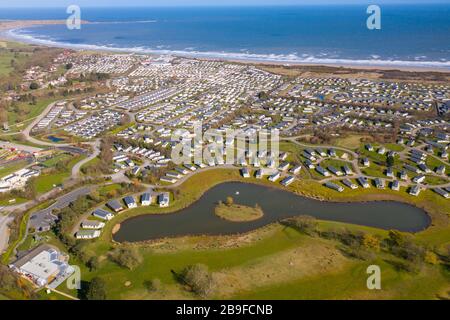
1, 19, 449, 74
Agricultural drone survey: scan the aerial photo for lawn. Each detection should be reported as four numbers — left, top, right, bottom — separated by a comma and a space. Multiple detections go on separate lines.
34, 155, 86, 193
0, 160, 29, 179
8, 98, 56, 126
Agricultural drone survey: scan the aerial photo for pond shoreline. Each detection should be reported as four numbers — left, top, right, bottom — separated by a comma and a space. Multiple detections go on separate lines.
113, 181, 432, 244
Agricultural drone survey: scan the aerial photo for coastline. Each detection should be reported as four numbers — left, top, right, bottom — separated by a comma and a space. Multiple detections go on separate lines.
1, 19, 450, 73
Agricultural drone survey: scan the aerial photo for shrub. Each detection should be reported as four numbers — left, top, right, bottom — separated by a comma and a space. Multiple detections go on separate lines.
362, 234, 381, 252
283, 215, 318, 236
180, 264, 214, 297
424, 251, 439, 265
86, 277, 107, 300
110, 247, 143, 270
144, 278, 162, 293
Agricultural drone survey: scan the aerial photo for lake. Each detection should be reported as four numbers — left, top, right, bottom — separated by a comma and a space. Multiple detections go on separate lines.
114, 182, 430, 243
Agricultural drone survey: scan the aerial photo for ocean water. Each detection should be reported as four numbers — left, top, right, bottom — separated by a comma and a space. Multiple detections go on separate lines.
1, 5, 450, 68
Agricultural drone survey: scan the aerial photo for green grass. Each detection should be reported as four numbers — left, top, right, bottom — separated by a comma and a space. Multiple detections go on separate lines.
233, 260, 448, 300
41, 153, 72, 168
35, 155, 86, 193
0, 160, 28, 179
8, 98, 56, 126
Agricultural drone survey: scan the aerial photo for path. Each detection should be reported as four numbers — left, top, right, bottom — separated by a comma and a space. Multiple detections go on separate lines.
0, 215, 13, 254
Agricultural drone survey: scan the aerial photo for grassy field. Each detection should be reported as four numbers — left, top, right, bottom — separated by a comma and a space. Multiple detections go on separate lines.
215, 203, 264, 222
34, 155, 86, 193
0, 160, 29, 179
7, 98, 56, 127
33, 165, 444, 300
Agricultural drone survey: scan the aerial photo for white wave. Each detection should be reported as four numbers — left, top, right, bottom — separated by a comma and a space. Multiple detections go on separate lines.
5, 28, 450, 70
89, 20, 157, 24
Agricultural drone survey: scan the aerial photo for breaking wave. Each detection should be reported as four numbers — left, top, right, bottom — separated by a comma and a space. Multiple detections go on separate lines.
5, 28, 450, 70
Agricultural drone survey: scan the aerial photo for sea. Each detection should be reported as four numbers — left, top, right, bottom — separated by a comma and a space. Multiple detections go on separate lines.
1, 5, 450, 69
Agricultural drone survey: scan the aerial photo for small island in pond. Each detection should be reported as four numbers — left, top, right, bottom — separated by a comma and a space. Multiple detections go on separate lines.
214, 197, 264, 222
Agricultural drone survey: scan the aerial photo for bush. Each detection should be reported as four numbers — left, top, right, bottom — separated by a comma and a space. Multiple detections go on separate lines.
180, 264, 214, 297
424, 251, 439, 265
144, 278, 162, 293
110, 247, 142, 270
343, 243, 376, 261
283, 215, 318, 236
86, 277, 107, 300
29, 82, 39, 90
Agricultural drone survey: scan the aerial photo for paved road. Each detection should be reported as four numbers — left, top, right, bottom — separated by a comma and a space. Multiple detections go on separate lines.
71, 139, 101, 179
29, 186, 94, 231
21, 101, 72, 147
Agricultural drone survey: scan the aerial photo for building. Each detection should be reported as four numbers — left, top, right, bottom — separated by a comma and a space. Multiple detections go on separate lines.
241, 168, 250, 178
289, 165, 302, 175
255, 169, 263, 179
92, 209, 114, 221
281, 176, 295, 187
324, 182, 344, 192
433, 188, 449, 199
375, 178, 385, 189
342, 179, 358, 190
316, 166, 330, 177
81, 220, 105, 230
342, 165, 353, 175
76, 230, 101, 240
357, 177, 370, 188
391, 180, 400, 191
159, 192, 170, 207
123, 196, 137, 209
412, 175, 426, 184
106, 199, 124, 212
268, 172, 281, 182
409, 185, 421, 196
278, 162, 290, 171
141, 192, 152, 206
362, 158, 370, 167
327, 166, 343, 176
9, 245, 74, 288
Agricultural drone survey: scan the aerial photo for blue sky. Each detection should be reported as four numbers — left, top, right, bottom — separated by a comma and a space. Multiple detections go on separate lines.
1, 0, 449, 7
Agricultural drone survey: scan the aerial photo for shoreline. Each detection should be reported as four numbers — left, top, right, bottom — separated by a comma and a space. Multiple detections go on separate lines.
113, 180, 432, 244
1, 19, 450, 73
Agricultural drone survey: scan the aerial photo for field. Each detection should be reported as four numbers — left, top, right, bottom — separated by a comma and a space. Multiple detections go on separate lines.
0, 160, 29, 179
27, 165, 442, 300
34, 155, 86, 193
215, 203, 264, 222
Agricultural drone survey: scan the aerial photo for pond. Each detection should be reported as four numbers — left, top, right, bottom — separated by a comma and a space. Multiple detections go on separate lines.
47, 135, 66, 143
114, 182, 431, 243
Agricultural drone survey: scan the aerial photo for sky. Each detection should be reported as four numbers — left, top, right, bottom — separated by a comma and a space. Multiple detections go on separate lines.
1, 0, 449, 8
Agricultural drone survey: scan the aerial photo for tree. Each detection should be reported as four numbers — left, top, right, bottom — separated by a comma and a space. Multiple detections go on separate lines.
87, 256, 100, 271
86, 277, 107, 300
181, 264, 214, 297
258, 91, 269, 101
110, 247, 142, 270
225, 196, 234, 206
388, 230, 406, 247
29, 82, 39, 90
386, 155, 395, 167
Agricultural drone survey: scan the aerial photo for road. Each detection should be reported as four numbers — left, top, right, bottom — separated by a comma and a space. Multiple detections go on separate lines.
21, 101, 72, 147
71, 139, 101, 179
29, 186, 94, 232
